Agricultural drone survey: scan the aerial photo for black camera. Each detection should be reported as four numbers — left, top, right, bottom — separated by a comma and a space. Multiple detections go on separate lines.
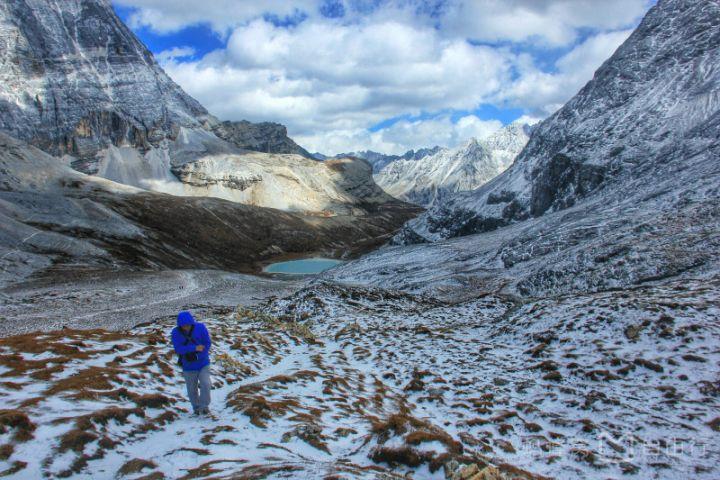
184, 351, 199, 362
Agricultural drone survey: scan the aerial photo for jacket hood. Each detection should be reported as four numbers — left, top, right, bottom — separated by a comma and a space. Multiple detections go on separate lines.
177, 311, 196, 327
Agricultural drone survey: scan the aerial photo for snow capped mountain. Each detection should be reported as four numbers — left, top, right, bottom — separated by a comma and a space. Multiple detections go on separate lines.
0, 1, 719, 479
331, 146, 443, 173
0, 0, 421, 283
393, 0, 720, 245
375, 122, 531, 206
327, 0, 720, 300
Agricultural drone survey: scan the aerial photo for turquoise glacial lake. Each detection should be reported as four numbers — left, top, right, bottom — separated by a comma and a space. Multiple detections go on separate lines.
263, 257, 344, 275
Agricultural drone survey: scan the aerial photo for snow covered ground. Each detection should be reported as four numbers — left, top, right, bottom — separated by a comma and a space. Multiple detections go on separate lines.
0, 278, 717, 479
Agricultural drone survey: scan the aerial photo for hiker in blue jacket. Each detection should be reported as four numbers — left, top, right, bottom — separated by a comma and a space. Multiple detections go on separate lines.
171, 311, 212, 415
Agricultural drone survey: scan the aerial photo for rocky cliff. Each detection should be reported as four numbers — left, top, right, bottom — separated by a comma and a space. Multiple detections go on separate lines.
0, 0, 421, 284
328, 0, 719, 301
211, 120, 313, 158
0, 0, 315, 171
0, 0, 209, 171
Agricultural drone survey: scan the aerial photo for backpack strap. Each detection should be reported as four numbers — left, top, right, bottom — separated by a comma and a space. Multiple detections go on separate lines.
180, 325, 197, 345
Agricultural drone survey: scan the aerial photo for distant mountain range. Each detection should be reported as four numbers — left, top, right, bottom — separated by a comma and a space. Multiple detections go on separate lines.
374, 122, 531, 206
313, 123, 530, 207
318, 146, 444, 173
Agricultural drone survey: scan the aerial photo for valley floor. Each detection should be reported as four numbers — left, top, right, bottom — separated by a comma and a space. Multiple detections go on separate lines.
0, 269, 305, 335
0, 276, 717, 479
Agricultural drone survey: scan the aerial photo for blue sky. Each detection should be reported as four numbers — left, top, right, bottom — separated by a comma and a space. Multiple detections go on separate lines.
112, 0, 654, 154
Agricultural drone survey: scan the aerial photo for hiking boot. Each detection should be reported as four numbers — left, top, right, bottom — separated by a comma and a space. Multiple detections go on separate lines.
200, 407, 211, 416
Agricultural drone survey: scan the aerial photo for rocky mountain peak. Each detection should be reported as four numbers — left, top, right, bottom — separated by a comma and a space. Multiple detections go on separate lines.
0, 0, 210, 171
0, 0, 315, 171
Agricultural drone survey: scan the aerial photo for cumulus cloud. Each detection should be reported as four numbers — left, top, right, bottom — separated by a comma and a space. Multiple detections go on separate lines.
294, 115, 504, 155
134, 0, 651, 154
160, 17, 513, 154
439, 0, 650, 46
115, 0, 321, 33
116, 0, 651, 45
500, 29, 634, 115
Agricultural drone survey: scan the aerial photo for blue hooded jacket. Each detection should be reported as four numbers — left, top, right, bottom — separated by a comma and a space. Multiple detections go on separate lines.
171, 311, 211, 371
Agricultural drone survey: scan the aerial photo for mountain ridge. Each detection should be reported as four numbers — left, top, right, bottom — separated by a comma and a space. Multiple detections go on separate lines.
375, 122, 531, 206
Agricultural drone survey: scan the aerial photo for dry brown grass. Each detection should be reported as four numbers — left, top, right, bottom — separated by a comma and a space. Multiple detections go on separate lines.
0, 353, 65, 378
281, 423, 330, 453
177, 459, 248, 480
45, 366, 122, 398
117, 458, 157, 476
58, 429, 98, 453
214, 352, 253, 376
0, 409, 36, 442
369, 446, 430, 468
135, 472, 165, 480
232, 463, 304, 480
368, 406, 463, 472
0, 444, 14, 460
0, 460, 27, 477
227, 393, 300, 428
133, 393, 174, 409
75, 406, 145, 430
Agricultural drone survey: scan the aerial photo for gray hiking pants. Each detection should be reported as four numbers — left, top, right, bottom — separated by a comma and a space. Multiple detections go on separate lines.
182, 365, 211, 412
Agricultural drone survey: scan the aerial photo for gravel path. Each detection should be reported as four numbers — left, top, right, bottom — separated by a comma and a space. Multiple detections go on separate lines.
0, 269, 306, 335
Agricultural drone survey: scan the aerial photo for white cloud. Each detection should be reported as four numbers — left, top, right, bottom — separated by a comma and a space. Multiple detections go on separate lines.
114, 0, 321, 33
499, 29, 634, 115
160, 17, 513, 153
439, 0, 650, 46
115, 0, 651, 46
142, 1, 650, 154
155, 46, 196, 62
294, 115, 503, 155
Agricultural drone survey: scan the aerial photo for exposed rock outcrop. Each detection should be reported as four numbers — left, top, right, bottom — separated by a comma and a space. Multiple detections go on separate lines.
0, 0, 209, 171
211, 120, 313, 158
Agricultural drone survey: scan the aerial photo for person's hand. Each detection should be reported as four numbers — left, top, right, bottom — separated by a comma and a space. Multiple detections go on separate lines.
195, 345, 205, 352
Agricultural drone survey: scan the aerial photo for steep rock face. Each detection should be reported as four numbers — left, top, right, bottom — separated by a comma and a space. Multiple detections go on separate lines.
0, 0, 315, 171
0, 0, 409, 227
90, 126, 405, 216
211, 120, 313, 158
395, 0, 720, 244
375, 122, 530, 206
0, 0, 209, 171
